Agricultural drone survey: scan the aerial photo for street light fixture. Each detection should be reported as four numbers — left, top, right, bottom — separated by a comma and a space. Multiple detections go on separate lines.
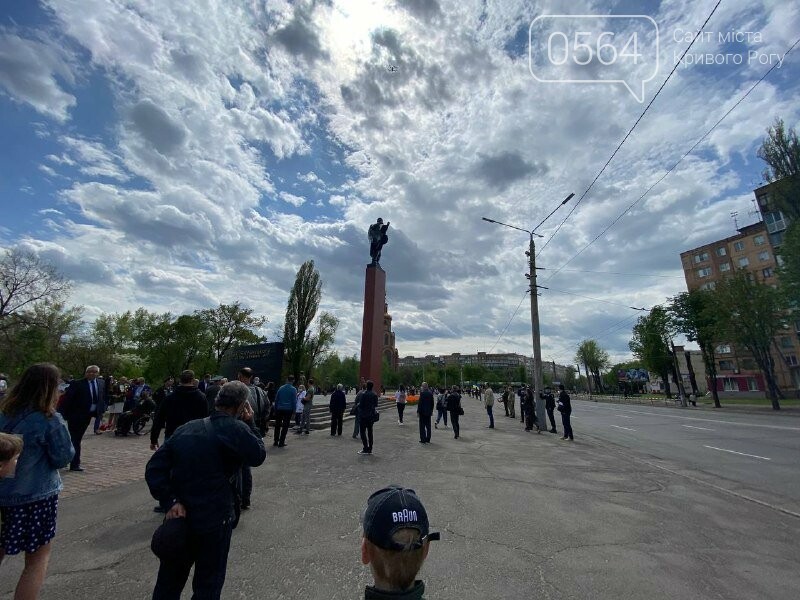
482, 192, 574, 429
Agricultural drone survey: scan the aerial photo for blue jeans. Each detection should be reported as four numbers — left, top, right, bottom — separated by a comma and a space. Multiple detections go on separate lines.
435, 408, 447, 426
486, 405, 494, 428
153, 523, 233, 599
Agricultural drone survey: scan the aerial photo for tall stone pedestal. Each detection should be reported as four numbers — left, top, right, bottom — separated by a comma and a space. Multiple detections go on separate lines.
359, 264, 386, 393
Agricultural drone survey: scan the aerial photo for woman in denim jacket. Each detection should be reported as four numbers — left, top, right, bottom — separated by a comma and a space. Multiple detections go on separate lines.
0, 363, 74, 599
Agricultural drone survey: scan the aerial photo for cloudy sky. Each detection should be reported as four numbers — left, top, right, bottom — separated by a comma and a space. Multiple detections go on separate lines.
1, 0, 799, 367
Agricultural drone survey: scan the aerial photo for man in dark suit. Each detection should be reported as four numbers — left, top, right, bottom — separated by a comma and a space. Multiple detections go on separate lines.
417, 382, 435, 443
61, 365, 104, 471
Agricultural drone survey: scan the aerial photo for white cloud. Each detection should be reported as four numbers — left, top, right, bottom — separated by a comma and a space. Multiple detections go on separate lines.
0, 32, 76, 121
3, 0, 797, 368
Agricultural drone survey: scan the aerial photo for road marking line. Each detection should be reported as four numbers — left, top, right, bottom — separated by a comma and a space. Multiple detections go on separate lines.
574, 402, 800, 431
703, 445, 771, 461
682, 424, 714, 431
617, 415, 633, 419
611, 425, 636, 431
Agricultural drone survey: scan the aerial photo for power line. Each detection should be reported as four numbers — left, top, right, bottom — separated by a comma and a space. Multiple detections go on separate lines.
546, 287, 648, 311
542, 267, 685, 279
536, 0, 724, 258
545, 33, 800, 282
487, 290, 529, 353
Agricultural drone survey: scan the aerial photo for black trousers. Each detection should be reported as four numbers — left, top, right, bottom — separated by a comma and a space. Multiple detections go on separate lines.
68, 418, 90, 469
360, 420, 374, 452
546, 408, 557, 431
448, 411, 460, 438
152, 523, 233, 600
330, 410, 344, 435
525, 406, 538, 430
418, 415, 431, 442
561, 411, 573, 439
273, 409, 293, 445
240, 466, 252, 505
397, 403, 406, 422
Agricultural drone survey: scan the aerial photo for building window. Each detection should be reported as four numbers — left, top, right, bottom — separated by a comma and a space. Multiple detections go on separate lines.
758, 250, 770, 261
741, 358, 756, 370
733, 241, 745, 252
722, 377, 738, 391
719, 359, 735, 371
786, 355, 799, 367
719, 262, 731, 272
776, 255, 785, 267
764, 210, 786, 234
754, 234, 766, 246
697, 267, 712, 278
780, 336, 793, 349
738, 257, 750, 268
762, 268, 773, 278
693, 251, 710, 264
699, 282, 716, 291
715, 344, 731, 354
715, 247, 727, 257
747, 377, 759, 391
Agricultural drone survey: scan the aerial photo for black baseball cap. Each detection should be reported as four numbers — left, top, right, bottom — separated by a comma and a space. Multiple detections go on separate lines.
362, 486, 440, 551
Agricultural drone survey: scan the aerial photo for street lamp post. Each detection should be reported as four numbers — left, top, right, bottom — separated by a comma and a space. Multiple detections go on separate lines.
482, 192, 574, 430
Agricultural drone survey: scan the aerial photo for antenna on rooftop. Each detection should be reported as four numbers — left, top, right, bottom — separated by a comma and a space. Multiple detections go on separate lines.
730, 211, 739, 231
748, 197, 761, 221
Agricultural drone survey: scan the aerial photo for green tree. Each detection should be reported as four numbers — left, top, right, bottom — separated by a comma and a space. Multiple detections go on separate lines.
305, 312, 339, 379
629, 307, 677, 399
563, 366, 576, 390
778, 222, 800, 308
757, 118, 800, 220
714, 271, 788, 409
669, 290, 724, 407
198, 302, 266, 370
575, 339, 610, 393
283, 260, 323, 381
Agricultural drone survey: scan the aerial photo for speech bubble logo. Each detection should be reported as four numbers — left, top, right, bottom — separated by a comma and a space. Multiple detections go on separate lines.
528, 15, 660, 103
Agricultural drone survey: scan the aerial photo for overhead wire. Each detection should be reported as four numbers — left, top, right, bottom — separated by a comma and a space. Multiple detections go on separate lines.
544, 33, 800, 282
487, 290, 529, 353
535, 0, 724, 259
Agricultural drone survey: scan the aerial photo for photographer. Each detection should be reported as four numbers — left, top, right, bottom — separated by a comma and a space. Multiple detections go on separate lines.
145, 381, 266, 600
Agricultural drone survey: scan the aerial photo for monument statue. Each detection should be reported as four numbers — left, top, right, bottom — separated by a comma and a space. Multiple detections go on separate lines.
368, 218, 390, 265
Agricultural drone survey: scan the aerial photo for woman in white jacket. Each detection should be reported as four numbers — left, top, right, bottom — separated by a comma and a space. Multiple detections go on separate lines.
395, 385, 407, 425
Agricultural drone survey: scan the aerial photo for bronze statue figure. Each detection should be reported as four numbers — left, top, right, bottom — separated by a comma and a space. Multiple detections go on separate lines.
368, 218, 390, 265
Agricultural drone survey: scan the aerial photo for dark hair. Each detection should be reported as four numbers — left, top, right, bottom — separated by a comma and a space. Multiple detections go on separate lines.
163, 376, 173, 383
239, 367, 253, 379
399, 384, 406, 393
287, 375, 295, 383
179, 370, 195, 385
558, 384, 565, 390
204, 373, 211, 379
266, 381, 275, 390
0, 363, 61, 417
366, 380, 374, 391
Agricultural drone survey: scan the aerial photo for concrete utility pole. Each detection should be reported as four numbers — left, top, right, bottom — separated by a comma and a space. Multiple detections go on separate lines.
528, 233, 546, 428
482, 192, 574, 431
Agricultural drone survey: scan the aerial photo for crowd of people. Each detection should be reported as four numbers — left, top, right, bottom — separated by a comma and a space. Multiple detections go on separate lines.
0, 360, 574, 599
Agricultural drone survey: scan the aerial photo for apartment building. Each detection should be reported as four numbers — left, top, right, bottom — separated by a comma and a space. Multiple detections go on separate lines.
679, 186, 799, 396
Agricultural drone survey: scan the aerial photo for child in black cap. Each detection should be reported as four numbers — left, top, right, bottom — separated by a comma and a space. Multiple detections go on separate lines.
360, 485, 440, 599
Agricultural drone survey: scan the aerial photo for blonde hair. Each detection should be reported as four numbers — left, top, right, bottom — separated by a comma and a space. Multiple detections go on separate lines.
0, 432, 23, 461
367, 529, 426, 591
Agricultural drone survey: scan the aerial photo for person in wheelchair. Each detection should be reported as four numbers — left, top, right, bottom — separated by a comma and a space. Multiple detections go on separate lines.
115, 390, 156, 436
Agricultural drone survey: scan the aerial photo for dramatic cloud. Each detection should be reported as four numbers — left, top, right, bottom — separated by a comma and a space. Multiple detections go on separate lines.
1, 0, 799, 368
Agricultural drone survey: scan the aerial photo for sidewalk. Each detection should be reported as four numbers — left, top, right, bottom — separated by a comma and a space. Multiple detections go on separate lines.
2, 396, 798, 599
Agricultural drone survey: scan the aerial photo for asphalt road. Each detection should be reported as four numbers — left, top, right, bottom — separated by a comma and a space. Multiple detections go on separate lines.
568, 399, 800, 516
2, 395, 798, 599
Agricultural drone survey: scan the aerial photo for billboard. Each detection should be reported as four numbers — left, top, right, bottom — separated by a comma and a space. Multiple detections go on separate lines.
220, 342, 284, 384
617, 368, 649, 382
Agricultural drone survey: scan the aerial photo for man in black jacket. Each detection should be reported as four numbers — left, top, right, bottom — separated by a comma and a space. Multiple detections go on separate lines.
416, 382, 434, 444
150, 370, 208, 451
61, 364, 104, 471
358, 381, 379, 455
329, 383, 347, 436
541, 387, 557, 434
558, 384, 574, 441
145, 381, 266, 600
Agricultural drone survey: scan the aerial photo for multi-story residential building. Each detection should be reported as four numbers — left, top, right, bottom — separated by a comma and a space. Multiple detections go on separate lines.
679, 182, 800, 397
398, 352, 571, 382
